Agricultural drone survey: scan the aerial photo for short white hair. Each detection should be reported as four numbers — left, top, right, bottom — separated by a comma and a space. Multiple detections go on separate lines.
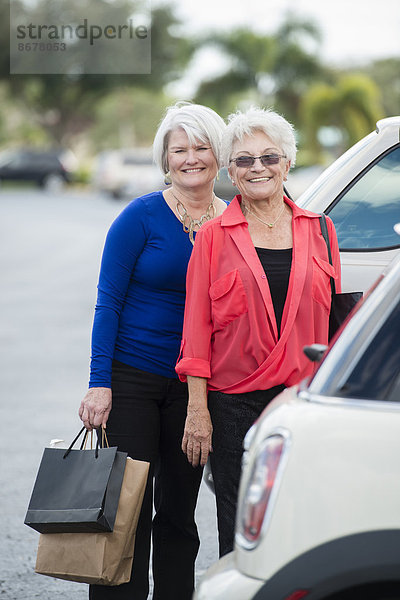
221, 106, 297, 168
153, 102, 226, 173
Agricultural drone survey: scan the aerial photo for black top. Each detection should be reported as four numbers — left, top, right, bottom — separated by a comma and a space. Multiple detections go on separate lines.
255, 247, 293, 336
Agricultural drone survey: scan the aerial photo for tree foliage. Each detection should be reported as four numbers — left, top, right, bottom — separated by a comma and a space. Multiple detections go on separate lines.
90, 87, 171, 148
361, 58, 400, 118
1, 1, 194, 144
301, 74, 384, 159
194, 15, 327, 123
194, 29, 275, 112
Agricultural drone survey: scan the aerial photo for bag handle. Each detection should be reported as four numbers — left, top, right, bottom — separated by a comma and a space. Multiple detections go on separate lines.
63, 426, 109, 459
319, 214, 336, 296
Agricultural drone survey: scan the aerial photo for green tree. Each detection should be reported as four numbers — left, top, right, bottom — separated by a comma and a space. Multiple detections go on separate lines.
89, 87, 172, 149
194, 15, 325, 121
364, 58, 400, 118
271, 15, 325, 123
1, 1, 194, 145
194, 29, 276, 114
301, 74, 384, 160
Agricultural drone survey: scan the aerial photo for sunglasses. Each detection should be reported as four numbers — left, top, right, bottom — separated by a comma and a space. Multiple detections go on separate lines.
229, 153, 287, 168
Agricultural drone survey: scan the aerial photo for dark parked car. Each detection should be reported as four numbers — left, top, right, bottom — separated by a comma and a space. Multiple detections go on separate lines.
0, 149, 76, 191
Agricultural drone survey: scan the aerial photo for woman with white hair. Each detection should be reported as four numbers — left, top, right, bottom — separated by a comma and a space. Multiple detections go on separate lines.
176, 106, 341, 557
79, 102, 227, 600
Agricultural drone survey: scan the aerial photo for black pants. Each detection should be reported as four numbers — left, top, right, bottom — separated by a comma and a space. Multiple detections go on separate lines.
208, 385, 285, 557
89, 361, 203, 600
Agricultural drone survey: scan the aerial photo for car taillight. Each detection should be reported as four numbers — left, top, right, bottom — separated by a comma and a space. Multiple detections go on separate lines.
237, 434, 287, 548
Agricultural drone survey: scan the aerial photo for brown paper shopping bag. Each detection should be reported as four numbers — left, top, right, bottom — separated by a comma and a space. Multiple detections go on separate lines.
35, 457, 149, 586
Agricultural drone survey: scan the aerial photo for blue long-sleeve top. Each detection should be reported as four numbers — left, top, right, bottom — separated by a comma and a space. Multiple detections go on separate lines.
89, 191, 195, 387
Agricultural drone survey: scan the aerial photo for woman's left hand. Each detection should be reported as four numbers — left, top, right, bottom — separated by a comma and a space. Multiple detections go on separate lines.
182, 405, 213, 467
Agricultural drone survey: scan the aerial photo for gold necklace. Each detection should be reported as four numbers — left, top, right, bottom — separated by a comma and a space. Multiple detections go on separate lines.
244, 201, 285, 228
171, 190, 216, 245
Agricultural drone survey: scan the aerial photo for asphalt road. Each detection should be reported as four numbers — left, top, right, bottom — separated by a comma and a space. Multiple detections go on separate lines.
0, 188, 218, 599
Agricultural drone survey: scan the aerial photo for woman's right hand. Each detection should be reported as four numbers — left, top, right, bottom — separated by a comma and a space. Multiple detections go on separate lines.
182, 376, 212, 467
79, 387, 112, 431
182, 405, 213, 467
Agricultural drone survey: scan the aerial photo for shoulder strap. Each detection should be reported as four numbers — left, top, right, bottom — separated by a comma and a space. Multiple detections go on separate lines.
319, 214, 336, 295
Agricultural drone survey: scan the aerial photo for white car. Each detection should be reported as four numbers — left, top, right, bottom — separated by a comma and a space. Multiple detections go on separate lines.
92, 148, 165, 199
195, 252, 400, 600
295, 116, 400, 293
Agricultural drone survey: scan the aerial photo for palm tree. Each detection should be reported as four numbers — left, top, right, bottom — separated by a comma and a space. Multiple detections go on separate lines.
194, 14, 326, 122
301, 74, 384, 160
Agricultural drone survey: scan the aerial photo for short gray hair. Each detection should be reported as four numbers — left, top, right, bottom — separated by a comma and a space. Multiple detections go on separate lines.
153, 102, 226, 173
221, 106, 297, 168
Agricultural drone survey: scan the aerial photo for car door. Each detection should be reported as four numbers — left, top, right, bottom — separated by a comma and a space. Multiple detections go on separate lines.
326, 145, 400, 292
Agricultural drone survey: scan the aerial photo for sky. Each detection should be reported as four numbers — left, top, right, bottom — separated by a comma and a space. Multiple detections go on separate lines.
158, 0, 400, 97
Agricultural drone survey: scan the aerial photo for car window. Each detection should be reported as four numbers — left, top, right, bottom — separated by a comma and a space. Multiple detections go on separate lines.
336, 299, 400, 401
326, 145, 400, 251
28, 154, 58, 168
6, 154, 29, 169
0, 152, 15, 167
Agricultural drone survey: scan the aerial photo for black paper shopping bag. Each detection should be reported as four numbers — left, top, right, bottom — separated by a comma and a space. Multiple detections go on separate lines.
25, 427, 127, 534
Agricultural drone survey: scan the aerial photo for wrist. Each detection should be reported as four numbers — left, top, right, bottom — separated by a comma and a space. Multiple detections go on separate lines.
187, 399, 209, 412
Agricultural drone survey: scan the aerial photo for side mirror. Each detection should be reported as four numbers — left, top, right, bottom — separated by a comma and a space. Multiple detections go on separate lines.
303, 344, 328, 362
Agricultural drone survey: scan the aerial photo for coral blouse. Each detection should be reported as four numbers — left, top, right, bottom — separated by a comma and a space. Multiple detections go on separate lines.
175, 195, 341, 394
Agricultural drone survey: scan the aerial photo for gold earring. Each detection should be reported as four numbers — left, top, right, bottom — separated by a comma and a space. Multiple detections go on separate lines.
164, 171, 171, 185
216, 171, 220, 182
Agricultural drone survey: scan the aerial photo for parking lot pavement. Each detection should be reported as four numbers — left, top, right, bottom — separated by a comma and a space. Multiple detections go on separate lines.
0, 188, 218, 599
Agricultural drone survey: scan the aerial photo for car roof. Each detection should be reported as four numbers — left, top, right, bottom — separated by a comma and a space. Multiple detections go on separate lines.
296, 117, 400, 211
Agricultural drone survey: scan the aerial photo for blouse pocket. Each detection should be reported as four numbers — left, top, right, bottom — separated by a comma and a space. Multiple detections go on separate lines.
209, 269, 248, 328
312, 256, 336, 312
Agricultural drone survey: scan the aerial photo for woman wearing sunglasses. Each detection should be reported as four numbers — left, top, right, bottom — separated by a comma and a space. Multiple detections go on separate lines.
176, 106, 341, 557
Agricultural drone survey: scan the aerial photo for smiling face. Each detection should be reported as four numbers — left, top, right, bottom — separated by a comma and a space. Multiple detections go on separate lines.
228, 130, 291, 204
167, 127, 219, 193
